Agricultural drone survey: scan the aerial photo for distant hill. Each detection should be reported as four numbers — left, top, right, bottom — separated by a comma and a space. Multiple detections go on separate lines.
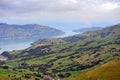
33, 24, 120, 45
63, 24, 120, 42
73, 27, 103, 33
31, 38, 67, 46
0, 23, 65, 40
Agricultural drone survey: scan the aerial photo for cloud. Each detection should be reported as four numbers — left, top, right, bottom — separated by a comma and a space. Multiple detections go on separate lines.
0, 0, 120, 23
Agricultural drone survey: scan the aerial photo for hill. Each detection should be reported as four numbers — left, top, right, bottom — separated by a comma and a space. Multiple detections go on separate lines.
73, 56, 120, 80
63, 24, 120, 42
31, 38, 67, 46
72, 27, 102, 33
33, 24, 120, 45
0, 23, 65, 40
0, 23, 120, 80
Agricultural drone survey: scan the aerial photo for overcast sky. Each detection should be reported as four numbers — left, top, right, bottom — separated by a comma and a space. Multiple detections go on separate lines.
0, 0, 120, 35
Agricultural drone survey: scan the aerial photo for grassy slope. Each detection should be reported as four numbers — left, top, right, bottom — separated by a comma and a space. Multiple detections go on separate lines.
2, 34, 119, 80
1, 24, 120, 80
73, 56, 120, 80
0, 68, 10, 80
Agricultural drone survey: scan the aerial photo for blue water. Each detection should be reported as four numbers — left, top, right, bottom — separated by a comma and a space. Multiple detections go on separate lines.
0, 39, 35, 54
0, 31, 78, 54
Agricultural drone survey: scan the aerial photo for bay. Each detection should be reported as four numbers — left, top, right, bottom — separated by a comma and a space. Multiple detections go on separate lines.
0, 39, 35, 54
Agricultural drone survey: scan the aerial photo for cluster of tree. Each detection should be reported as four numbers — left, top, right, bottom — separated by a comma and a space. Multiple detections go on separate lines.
8, 73, 41, 80
57, 73, 71, 79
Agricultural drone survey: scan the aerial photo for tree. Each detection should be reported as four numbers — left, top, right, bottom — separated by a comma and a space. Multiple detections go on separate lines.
1, 51, 9, 57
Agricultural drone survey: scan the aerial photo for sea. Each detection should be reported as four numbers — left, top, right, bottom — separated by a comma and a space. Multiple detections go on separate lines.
0, 39, 35, 54
0, 31, 79, 54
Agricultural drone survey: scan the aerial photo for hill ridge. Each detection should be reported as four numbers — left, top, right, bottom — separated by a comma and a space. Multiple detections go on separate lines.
0, 23, 65, 40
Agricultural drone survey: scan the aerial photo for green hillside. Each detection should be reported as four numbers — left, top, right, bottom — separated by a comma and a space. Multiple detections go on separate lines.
73, 56, 120, 80
63, 24, 120, 42
0, 24, 120, 80
33, 24, 120, 46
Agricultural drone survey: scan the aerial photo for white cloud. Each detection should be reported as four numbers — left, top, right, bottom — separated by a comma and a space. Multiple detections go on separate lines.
0, 0, 120, 23
102, 2, 119, 10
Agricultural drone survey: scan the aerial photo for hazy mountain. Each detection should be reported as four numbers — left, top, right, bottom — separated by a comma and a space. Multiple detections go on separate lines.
0, 23, 65, 40
73, 27, 103, 33
63, 24, 120, 42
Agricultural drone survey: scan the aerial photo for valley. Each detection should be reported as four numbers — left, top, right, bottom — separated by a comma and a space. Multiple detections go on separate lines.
0, 24, 120, 80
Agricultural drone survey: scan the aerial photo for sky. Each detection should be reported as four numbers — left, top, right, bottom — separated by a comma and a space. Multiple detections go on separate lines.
0, 0, 120, 35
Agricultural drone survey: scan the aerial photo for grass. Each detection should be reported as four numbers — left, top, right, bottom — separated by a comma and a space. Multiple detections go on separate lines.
27, 58, 50, 64
73, 56, 120, 80
5, 60, 20, 67
0, 68, 11, 80
1, 34, 120, 80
